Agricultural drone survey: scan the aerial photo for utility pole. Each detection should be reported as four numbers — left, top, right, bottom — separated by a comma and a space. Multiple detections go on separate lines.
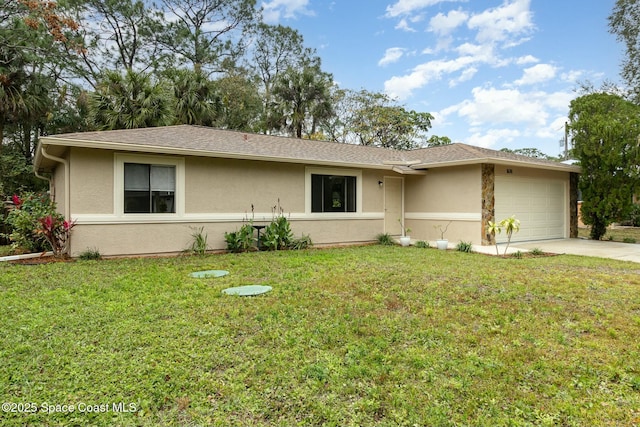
563, 122, 569, 160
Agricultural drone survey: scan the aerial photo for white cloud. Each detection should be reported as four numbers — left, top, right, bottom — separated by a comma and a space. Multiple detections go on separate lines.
384, 1, 540, 100
384, 42, 502, 100
428, 9, 469, 35
455, 42, 498, 64
395, 18, 417, 32
440, 86, 573, 149
537, 116, 568, 139
514, 63, 557, 85
560, 70, 584, 83
450, 86, 552, 128
449, 67, 478, 87
261, 0, 313, 23
516, 55, 539, 65
385, 0, 460, 18
467, 0, 534, 45
466, 128, 521, 148
396, 13, 426, 31
379, 47, 407, 66
384, 55, 477, 99
543, 90, 574, 111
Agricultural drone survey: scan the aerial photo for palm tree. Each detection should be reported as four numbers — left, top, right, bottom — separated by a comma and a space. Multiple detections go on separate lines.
270, 64, 333, 138
501, 216, 521, 255
165, 68, 220, 126
89, 70, 174, 130
0, 45, 52, 150
486, 220, 502, 255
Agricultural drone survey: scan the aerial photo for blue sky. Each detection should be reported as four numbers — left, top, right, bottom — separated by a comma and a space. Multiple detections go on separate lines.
261, 0, 624, 157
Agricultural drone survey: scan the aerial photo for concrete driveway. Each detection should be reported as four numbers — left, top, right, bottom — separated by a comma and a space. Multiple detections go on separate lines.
513, 239, 640, 263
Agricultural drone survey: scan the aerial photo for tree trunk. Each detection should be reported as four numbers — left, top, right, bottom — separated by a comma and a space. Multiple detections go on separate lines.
0, 120, 4, 155
590, 218, 608, 240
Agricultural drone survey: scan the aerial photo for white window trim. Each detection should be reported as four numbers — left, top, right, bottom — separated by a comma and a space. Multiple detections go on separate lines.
305, 166, 362, 216
114, 153, 185, 219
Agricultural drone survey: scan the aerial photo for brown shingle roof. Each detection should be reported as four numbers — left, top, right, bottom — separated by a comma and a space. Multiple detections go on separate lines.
39, 125, 410, 168
36, 125, 579, 173
405, 143, 571, 169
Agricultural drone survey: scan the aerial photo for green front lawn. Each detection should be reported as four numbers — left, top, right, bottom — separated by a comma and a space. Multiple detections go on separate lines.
1, 247, 639, 426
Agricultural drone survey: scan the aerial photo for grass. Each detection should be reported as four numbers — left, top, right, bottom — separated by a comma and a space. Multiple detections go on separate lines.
1, 246, 640, 426
579, 226, 640, 242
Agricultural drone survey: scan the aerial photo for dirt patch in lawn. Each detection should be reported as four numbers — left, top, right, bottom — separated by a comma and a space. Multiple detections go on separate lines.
10, 255, 75, 265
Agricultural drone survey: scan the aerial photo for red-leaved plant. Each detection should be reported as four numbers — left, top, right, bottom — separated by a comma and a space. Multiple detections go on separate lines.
35, 214, 76, 258
12, 194, 22, 208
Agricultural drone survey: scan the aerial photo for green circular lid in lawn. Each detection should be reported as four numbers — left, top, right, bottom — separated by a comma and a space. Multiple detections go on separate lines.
222, 285, 272, 296
189, 270, 229, 278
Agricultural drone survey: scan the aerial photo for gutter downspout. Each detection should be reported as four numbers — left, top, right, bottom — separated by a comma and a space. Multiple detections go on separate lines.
40, 146, 70, 223
33, 169, 53, 200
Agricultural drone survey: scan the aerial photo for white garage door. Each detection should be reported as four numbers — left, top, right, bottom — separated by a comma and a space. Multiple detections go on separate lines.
495, 176, 566, 243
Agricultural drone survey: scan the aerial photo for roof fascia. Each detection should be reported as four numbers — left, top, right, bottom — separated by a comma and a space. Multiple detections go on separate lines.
383, 159, 421, 166
391, 166, 428, 175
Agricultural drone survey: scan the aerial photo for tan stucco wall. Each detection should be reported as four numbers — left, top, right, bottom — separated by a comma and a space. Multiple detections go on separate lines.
403, 165, 483, 244
362, 170, 387, 212
405, 220, 481, 245
405, 165, 481, 213
51, 154, 67, 217
69, 148, 114, 214
69, 219, 384, 257
185, 157, 306, 214
65, 149, 393, 256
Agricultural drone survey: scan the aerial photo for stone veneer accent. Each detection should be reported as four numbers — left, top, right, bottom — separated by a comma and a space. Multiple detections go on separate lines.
570, 172, 578, 238
481, 164, 495, 245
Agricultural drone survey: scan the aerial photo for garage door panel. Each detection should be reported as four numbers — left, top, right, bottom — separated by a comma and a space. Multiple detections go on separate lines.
495, 176, 566, 243
529, 212, 548, 222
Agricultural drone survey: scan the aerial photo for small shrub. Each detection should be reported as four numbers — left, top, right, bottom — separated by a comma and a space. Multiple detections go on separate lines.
623, 237, 637, 244
415, 240, 430, 248
2, 192, 59, 252
263, 215, 293, 251
456, 241, 473, 253
261, 201, 294, 251
512, 250, 523, 259
224, 223, 255, 253
187, 226, 209, 255
78, 248, 102, 260
376, 233, 394, 246
35, 214, 76, 258
530, 248, 544, 256
224, 201, 311, 252
289, 234, 313, 250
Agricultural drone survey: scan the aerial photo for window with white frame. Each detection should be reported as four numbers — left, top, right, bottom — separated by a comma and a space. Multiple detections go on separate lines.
115, 153, 184, 217
124, 163, 176, 213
